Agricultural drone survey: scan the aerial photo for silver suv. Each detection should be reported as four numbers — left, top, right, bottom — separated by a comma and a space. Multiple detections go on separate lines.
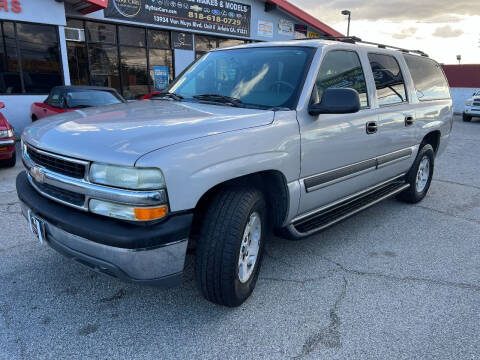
17, 39, 453, 306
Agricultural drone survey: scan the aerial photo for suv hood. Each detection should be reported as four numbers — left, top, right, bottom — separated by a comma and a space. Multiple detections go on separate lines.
23, 100, 274, 166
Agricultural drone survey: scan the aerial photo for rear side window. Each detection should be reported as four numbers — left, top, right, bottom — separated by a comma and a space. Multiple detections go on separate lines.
314, 50, 369, 108
368, 53, 407, 106
404, 55, 450, 101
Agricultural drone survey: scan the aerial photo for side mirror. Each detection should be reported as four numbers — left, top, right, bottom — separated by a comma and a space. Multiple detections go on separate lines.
309, 88, 361, 116
0, 102, 4, 109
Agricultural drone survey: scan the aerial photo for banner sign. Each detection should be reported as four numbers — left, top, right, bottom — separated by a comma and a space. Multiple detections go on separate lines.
294, 24, 307, 39
105, 0, 251, 37
278, 19, 293, 36
257, 20, 273, 38
153, 65, 169, 90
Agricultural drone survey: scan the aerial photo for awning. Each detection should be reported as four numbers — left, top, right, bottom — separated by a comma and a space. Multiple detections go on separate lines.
64, 0, 108, 15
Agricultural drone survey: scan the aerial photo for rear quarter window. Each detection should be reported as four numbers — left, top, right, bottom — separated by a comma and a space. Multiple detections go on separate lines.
404, 55, 450, 101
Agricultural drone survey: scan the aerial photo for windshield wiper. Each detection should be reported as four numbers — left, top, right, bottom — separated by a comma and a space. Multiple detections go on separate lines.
193, 94, 244, 107
151, 92, 184, 101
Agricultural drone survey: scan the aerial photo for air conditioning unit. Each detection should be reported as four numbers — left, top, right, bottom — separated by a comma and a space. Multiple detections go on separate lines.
65, 27, 85, 42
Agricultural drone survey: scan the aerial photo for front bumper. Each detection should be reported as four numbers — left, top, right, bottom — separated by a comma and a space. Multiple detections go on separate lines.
465, 107, 480, 115
17, 171, 193, 286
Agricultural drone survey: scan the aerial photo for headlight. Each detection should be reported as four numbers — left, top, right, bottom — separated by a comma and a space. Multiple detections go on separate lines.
0, 129, 13, 138
89, 163, 165, 190
466, 100, 472, 106
89, 199, 168, 221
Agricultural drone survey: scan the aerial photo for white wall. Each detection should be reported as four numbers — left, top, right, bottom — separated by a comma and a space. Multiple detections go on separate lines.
0, 95, 47, 138
450, 88, 480, 114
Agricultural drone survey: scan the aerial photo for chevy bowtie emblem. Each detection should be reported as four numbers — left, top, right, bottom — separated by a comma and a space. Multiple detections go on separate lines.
30, 166, 45, 184
190, 5, 202, 12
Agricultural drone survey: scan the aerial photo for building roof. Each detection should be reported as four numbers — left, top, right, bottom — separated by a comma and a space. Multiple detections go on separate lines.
442, 64, 480, 88
266, 0, 343, 37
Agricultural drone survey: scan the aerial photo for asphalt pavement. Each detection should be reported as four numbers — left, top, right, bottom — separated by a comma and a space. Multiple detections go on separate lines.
1, 115, 479, 359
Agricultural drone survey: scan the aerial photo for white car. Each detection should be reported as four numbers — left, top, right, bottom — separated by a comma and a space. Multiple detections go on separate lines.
463, 91, 480, 122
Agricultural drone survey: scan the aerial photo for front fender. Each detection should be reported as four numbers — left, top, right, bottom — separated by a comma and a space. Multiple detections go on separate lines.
135, 111, 300, 212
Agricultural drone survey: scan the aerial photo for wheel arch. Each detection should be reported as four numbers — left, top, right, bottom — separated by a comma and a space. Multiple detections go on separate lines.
189, 170, 290, 240
421, 130, 441, 154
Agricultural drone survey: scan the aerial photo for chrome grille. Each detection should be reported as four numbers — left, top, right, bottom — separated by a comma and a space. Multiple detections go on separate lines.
473, 101, 480, 107
27, 146, 86, 179
31, 179, 86, 207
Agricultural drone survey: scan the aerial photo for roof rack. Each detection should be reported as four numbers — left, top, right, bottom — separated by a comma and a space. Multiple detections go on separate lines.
297, 36, 429, 57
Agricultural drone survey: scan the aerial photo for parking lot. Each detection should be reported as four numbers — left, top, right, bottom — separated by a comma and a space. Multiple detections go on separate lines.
1, 115, 479, 359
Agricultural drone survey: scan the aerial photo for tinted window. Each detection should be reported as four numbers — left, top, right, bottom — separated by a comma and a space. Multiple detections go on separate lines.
0, 21, 62, 94
119, 26, 145, 47
404, 55, 450, 101
314, 50, 369, 108
86, 22, 116, 44
170, 47, 314, 109
45, 88, 65, 108
147, 30, 169, 49
88, 44, 120, 89
0, 21, 21, 93
368, 53, 407, 106
120, 46, 149, 99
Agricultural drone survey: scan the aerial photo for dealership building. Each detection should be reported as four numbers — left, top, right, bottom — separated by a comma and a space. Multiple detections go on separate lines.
0, 0, 340, 135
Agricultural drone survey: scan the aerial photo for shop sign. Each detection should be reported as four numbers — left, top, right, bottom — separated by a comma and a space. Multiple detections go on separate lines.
294, 24, 307, 39
153, 65, 169, 90
278, 19, 293, 36
0, 0, 65, 26
105, 0, 251, 37
257, 20, 273, 38
307, 31, 320, 39
171, 31, 193, 50
0, 0, 22, 13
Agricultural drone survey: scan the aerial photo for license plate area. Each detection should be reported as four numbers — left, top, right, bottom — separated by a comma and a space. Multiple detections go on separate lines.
27, 210, 46, 244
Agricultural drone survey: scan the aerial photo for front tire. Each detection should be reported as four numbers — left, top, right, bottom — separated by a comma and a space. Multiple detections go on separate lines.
463, 113, 472, 122
397, 144, 434, 203
195, 187, 267, 307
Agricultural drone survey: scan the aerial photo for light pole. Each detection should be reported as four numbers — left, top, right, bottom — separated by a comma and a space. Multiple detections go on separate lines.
457, 55, 462, 64
341, 10, 351, 36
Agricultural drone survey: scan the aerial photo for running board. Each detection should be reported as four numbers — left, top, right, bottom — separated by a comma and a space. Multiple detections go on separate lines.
285, 181, 410, 239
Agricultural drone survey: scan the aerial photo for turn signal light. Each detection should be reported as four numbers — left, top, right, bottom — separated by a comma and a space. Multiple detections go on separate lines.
134, 206, 168, 221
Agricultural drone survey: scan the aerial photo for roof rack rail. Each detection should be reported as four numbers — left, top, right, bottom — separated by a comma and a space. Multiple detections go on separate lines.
295, 36, 429, 57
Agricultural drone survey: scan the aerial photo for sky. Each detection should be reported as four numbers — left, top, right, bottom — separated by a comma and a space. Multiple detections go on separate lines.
295, 0, 480, 64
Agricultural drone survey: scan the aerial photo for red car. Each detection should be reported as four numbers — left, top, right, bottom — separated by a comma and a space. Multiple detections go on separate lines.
31, 86, 126, 121
0, 102, 16, 168
139, 91, 163, 100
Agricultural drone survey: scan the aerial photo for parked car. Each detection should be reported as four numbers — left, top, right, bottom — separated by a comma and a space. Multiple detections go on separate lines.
17, 39, 453, 306
139, 91, 163, 100
30, 86, 125, 121
463, 90, 480, 122
0, 102, 16, 168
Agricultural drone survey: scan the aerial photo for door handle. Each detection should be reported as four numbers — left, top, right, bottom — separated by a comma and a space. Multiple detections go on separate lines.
366, 121, 378, 134
405, 115, 414, 126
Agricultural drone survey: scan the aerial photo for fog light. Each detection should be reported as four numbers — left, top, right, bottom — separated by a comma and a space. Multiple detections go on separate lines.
89, 199, 168, 221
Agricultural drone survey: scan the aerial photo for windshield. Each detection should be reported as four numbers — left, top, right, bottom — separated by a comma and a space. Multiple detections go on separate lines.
168, 47, 314, 109
66, 90, 124, 108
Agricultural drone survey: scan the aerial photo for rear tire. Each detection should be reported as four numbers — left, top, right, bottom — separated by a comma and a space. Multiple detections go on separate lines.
463, 113, 472, 122
195, 187, 267, 307
396, 144, 434, 204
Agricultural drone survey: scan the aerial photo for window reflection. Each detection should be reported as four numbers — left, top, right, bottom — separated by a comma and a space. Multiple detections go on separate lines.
0, 21, 62, 94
